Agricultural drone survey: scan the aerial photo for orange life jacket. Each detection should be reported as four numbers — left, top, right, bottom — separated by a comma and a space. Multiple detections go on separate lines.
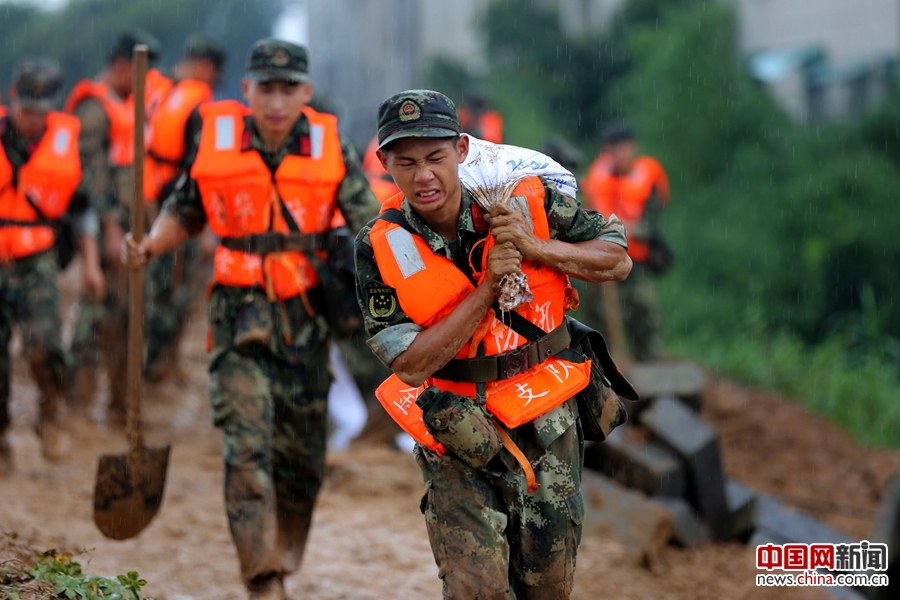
371, 177, 591, 453
190, 100, 346, 300
144, 68, 174, 121
64, 80, 134, 167
144, 78, 213, 202
361, 135, 400, 203
459, 109, 504, 144
0, 112, 82, 261
581, 154, 669, 262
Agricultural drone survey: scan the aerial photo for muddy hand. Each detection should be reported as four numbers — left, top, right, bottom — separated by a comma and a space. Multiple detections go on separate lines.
485, 241, 522, 296
485, 204, 541, 260
122, 233, 153, 269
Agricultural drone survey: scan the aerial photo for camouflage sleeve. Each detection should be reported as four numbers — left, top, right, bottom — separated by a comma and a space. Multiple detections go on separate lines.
543, 177, 628, 248
64, 184, 100, 238
158, 108, 207, 235
72, 98, 118, 219
354, 221, 421, 366
336, 136, 381, 234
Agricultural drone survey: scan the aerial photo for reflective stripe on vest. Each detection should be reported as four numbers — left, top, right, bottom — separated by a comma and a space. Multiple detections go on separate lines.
582, 154, 669, 262
0, 112, 82, 261
371, 176, 590, 451
190, 100, 346, 300
64, 80, 134, 167
144, 79, 213, 202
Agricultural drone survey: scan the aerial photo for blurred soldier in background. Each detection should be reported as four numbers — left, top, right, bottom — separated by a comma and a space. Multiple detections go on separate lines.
0, 59, 105, 471
125, 39, 380, 600
581, 122, 671, 361
361, 135, 401, 202
458, 88, 504, 144
143, 35, 225, 381
64, 31, 160, 425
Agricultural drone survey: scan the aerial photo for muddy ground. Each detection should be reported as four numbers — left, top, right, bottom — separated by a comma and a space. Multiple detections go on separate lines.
1, 264, 897, 599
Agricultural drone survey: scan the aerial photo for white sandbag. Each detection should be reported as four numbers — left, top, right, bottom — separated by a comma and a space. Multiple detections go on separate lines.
459, 135, 578, 310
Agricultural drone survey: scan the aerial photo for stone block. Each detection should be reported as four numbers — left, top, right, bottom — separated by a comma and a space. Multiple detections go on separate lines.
653, 496, 711, 548
584, 424, 687, 498
640, 397, 729, 537
581, 470, 673, 564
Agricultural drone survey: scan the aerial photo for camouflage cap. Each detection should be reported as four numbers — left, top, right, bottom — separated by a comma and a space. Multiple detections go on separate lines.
108, 30, 162, 64
376, 90, 461, 150
12, 58, 62, 111
184, 34, 226, 71
245, 39, 308, 83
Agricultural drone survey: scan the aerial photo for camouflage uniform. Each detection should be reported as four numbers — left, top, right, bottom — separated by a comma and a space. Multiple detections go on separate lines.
356, 181, 627, 599
159, 39, 380, 588
67, 93, 132, 416
0, 61, 99, 450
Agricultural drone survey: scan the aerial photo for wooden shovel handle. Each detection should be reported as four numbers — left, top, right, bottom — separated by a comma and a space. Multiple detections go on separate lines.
127, 45, 148, 452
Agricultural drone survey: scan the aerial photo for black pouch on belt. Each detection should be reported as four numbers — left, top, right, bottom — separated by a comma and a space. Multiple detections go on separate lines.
233, 290, 274, 350
564, 317, 640, 442
417, 387, 504, 470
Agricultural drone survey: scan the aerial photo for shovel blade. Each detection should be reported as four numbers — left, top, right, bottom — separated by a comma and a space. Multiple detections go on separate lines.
93, 445, 171, 540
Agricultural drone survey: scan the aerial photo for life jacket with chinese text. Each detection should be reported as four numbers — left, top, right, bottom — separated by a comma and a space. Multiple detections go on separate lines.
370, 177, 591, 453
582, 154, 669, 262
64, 80, 134, 167
0, 112, 81, 261
144, 78, 213, 202
190, 100, 346, 300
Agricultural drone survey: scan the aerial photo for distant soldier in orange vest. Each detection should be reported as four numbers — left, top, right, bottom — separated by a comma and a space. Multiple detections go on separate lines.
125, 39, 380, 600
64, 31, 161, 424
582, 122, 671, 361
355, 90, 632, 599
142, 35, 225, 381
458, 88, 504, 144
1, 59, 105, 471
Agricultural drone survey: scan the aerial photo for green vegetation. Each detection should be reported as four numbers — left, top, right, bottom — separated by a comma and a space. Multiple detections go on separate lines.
429, 0, 900, 446
0, 550, 149, 599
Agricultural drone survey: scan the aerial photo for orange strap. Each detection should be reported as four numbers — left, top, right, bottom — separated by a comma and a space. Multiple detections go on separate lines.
492, 418, 540, 493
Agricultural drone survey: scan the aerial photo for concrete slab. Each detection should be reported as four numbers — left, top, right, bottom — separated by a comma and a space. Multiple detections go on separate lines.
640, 397, 729, 537
581, 470, 674, 564
653, 496, 711, 548
584, 425, 687, 498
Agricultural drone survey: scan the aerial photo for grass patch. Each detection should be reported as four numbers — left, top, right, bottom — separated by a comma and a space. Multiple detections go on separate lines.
671, 331, 900, 448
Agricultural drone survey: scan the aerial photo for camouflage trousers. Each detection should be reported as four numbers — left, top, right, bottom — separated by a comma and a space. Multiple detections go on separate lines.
69, 253, 129, 414
208, 288, 331, 586
0, 251, 67, 433
578, 262, 663, 361
414, 419, 585, 600
145, 238, 200, 373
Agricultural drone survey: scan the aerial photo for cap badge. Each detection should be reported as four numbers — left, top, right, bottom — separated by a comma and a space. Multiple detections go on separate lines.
272, 49, 290, 67
398, 99, 421, 122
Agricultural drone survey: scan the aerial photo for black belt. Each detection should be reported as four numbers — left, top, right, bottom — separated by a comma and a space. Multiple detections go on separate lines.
432, 323, 572, 383
220, 232, 330, 254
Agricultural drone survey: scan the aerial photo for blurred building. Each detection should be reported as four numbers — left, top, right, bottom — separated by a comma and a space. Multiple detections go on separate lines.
289, 0, 899, 141
294, 0, 487, 147
733, 0, 900, 123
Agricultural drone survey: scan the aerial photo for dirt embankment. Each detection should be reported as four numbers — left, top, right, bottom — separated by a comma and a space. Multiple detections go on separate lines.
1, 266, 897, 599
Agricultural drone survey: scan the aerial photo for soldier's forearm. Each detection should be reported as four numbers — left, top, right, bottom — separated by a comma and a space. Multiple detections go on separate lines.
533, 238, 632, 283
146, 214, 191, 260
390, 280, 497, 387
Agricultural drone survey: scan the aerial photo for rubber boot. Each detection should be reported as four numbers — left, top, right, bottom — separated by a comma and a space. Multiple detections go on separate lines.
37, 394, 67, 462
0, 430, 12, 477
247, 576, 285, 600
67, 364, 98, 418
